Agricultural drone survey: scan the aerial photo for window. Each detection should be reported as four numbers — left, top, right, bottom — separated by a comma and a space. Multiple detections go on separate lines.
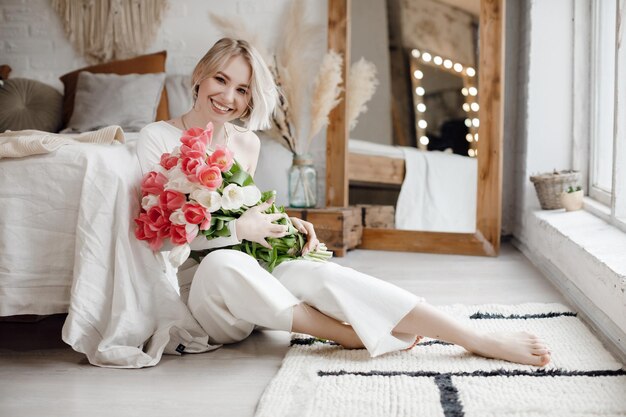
585, 0, 626, 231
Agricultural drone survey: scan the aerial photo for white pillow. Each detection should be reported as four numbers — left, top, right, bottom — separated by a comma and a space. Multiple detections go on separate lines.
64, 72, 166, 133
165, 74, 192, 118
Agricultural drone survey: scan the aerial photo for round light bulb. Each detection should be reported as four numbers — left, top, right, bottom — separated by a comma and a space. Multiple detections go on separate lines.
461, 87, 468, 96
413, 69, 423, 79
470, 102, 479, 112
419, 136, 429, 145
443, 59, 453, 68
411, 49, 420, 58
465, 118, 472, 127
466, 133, 473, 142
462, 103, 470, 112
472, 118, 480, 127
418, 120, 428, 129
433, 56, 443, 65
468, 149, 475, 157
469, 87, 478, 96
453, 63, 463, 72
415, 87, 425, 96
474, 133, 479, 141
466, 67, 476, 77
417, 103, 426, 112
422, 52, 432, 62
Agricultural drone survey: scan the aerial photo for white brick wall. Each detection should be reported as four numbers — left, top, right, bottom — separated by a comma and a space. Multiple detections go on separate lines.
0, 0, 328, 206
0, 0, 326, 92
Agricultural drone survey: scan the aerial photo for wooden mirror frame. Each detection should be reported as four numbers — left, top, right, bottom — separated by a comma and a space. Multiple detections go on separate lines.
326, 0, 503, 256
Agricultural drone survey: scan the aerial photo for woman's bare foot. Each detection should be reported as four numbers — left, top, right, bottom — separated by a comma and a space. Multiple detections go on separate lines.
467, 331, 551, 366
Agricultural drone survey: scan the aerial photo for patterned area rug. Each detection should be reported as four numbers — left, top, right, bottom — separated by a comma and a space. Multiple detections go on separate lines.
254, 303, 626, 417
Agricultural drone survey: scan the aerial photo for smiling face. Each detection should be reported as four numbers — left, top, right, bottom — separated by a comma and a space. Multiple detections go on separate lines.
195, 54, 252, 124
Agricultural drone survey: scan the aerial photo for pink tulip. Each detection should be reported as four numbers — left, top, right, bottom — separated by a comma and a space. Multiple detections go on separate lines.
181, 126, 209, 146
200, 214, 212, 231
141, 171, 167, 196
159, 190, 186, 211
146, 206, 171, 238
196, 165, 223, 190
209, 146, 234, 172
160, 152, 179, 170
180, 157, 204, 178
170, 224, 187, 245
170, 224, 198, 245
182, 203, 207, 224
180, 138, 206, 160
135, 212, 165, 250
134, 212, 154, 241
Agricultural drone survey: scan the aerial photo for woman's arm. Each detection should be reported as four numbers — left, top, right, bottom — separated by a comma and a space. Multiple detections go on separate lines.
189, 221, 240, 250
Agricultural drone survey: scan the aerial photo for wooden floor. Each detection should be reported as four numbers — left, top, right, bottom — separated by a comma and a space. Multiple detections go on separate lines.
0, 242, 569, 417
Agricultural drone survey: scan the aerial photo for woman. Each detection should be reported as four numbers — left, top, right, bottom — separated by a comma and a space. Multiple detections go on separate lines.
137, 38, 551, 365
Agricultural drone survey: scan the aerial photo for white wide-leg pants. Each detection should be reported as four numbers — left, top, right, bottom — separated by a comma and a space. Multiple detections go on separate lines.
181, 250, 422, 357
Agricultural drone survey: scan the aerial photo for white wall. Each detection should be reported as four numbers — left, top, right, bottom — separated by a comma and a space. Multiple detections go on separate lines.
350, 0, 392, 145
513, 0, 574, 239
0, 0, 328, 207
1, 0, 326, 90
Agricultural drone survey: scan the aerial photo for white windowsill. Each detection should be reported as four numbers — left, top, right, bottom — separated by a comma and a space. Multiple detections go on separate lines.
535, 207, 626, 275
514, 207, 626, 361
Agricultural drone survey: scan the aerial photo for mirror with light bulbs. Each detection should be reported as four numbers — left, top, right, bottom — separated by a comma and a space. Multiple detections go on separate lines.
326, 0, 503, 255
409, 48, 479, 158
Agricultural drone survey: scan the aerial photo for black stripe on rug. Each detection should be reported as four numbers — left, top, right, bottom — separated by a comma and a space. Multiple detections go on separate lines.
469, 311, 577, 319
317, 368, 626, 378
318, 368, 626, 417
434, 375, 464, 417
290, 337, 452, 347
290, 337, 339, 346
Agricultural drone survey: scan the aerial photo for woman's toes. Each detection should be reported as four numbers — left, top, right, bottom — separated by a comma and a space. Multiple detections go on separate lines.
538, 353, 551, 366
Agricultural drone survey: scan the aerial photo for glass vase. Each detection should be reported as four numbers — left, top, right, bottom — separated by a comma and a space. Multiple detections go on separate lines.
288, 154, 317, 208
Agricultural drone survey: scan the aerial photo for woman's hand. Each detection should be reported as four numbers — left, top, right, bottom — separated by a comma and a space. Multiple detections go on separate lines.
235, 198, 288, 249
290, 217, 320, 255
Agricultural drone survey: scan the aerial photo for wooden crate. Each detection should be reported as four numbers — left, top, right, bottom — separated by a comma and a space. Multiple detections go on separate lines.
357, 204, 395, 229
285, 207, 362, 257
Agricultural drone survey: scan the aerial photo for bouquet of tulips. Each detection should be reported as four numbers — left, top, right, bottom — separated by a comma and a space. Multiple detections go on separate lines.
134, 123, 332, 271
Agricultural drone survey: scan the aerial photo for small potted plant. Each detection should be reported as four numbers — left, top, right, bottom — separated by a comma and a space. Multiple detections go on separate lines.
561, 185, 583, 211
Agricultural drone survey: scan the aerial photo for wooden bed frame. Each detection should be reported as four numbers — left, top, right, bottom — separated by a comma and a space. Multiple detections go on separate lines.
348, 152, 405, 186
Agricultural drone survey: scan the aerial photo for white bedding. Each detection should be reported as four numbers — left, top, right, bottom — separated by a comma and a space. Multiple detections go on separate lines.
0, 134, 219, 367
396, 147, 477, 232
348, 139, 477, 233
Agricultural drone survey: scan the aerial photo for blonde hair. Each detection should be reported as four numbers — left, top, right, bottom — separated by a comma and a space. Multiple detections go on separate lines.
191, 38, 278, 131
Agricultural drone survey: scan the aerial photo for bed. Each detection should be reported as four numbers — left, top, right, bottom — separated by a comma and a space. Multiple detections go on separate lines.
0, 52, 223, 368
348, 139, 477, 233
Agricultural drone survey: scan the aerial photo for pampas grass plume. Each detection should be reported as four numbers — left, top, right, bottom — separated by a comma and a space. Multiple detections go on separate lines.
347, 58, 379, 132
307, 50, 343, 149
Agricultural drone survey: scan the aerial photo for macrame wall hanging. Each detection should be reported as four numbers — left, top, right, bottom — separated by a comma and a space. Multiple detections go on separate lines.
52, 0, 168, 64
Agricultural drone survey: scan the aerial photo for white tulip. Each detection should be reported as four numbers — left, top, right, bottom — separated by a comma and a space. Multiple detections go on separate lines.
242, 185, 262, 206
169, 208, 186, 225
185, 223, 199, 241
165, 166, 197, 194
221, 184, 245, 210
141, 194, 159, 211
168, 243, 190, 268
190, 189, 222, 212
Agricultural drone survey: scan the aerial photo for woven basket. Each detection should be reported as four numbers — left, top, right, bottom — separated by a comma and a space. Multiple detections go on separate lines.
529, 170, 581, 210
